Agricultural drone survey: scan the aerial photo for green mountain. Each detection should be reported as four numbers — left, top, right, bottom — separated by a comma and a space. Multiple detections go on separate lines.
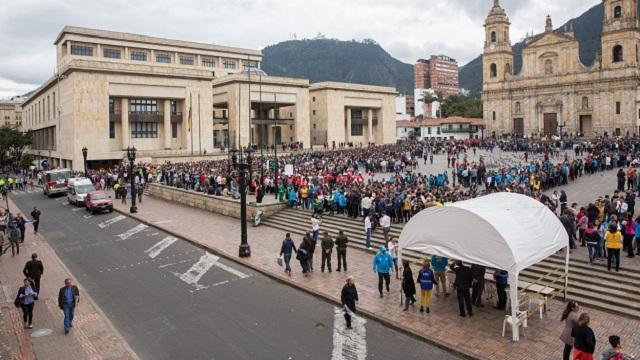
261, 39, 413, 93
459, 1, 634, 97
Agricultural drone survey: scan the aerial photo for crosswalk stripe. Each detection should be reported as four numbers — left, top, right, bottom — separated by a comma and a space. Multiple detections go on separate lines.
332, 307, 367, 360
176, 253, 218, 290
211, 259, 249, 279
144, 236, 178, 259
116, 224, 148, 241
98, 215, 125, 229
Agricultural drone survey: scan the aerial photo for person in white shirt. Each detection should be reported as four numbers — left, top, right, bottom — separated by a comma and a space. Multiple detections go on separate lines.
311, 215, 322, 243
380, 213, 391, 246
364, 215, 372, 249
361, 196, 372, 218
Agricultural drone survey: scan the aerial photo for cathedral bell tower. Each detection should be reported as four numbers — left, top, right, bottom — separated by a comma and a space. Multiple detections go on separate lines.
601, 0, 640, 67
483, 0, 514, 83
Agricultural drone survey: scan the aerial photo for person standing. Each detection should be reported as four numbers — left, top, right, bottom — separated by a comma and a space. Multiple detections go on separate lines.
334, 230, 349, 272
401, 260, 416, 311
30, 207, 41, 234
471, 264, 486, 307
5, 221, 21, 257
559, 301, 580, 360
494, 269, 508, 310
380, 212, 391, 246
279, 233, 297, 276
451, 261, 473, 317
306, 231, 317, 272
416, 260, 436, 313
571, 313, 596, 360
58, 278, 80, 335
341, 276, 358, 330
431, 255, 449, 296
372, 246, 394, 298
310, 215, 321, 243
23, 253, 44, 295
605, 223, 622, 272
388, 237, 399, 279
320, 231, 333, 273
601, 335, 634, 360
364, 214, 372, 249
16, 279, 37, 329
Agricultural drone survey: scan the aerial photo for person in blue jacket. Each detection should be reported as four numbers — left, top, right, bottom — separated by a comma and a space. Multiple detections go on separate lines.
493, 269, 508, 310
416, 260, 437, 313
372, 245, 394, 298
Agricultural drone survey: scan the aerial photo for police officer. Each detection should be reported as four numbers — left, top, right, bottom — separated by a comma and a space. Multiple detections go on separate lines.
320, 231, 334, 273
334, 230, 349, 272
451, 261, 473, 317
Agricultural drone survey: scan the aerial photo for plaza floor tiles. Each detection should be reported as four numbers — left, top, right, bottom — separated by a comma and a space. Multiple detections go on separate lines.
114, 192, 640, 360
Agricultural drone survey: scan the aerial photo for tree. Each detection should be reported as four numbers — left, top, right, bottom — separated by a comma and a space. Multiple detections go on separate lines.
0, 127, 32, 167
20, 153, 34, 170
441, 95, 483, 118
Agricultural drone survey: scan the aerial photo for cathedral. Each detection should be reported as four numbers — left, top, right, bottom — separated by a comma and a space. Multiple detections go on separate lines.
482, 0, 640, 138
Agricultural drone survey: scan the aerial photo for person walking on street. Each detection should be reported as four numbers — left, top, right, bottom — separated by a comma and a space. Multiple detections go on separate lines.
372, 245, 394, 298
572, 313, 596, 360
401, 260, 416, 311
560, 301, 581, 360
15, 213, 26, 243
279, 233, 296, 276
305, 231, 317, 272
5, 221, 21, 257
341, 276, 358, 329
471, 264, 486, 307
320, 231, 333, 273
23, 253, 44, 295
16, 278, 37, 329
605, 223, 622, 272
30, 207, 41, 234
431, 255, 449, 296
388, 237, 399, 279
494, 269, 508, 310
334, 230, 349, 272
416, 260, 436, 313
297, 235, 311, 276
58, 278, 80, 334
364, 214, 372, 249
451, 261, 473, 317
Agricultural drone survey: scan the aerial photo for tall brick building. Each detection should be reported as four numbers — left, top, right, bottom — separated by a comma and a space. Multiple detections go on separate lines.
413, 55, 460, 98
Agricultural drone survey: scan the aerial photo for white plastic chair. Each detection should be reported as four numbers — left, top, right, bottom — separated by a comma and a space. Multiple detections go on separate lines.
502, 296, 530, 337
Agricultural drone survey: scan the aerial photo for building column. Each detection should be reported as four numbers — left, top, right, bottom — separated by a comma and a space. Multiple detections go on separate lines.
346, 107, 351, 144
121, 98, 129, 148
164, 100, 171, 149
368, 108, 374, 143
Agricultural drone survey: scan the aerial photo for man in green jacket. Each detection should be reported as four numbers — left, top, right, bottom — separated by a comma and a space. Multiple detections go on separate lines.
334, 230, 349, 272
320, 231, 334, 273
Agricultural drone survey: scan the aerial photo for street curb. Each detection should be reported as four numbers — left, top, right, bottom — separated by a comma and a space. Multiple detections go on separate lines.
113, 206, 481, 360
9, 195, 141, 360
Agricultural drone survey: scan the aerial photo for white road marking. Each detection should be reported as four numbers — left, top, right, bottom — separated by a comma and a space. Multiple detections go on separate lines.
152, 220, 173, 225
83, 215, 93, 219
212, 259, 249, 279
332, 307, 367, 360
98, 215, 126, 229
116, 224, 148, 241
72, 208, 83, 212
144, 236, 178, 259
174, 253, 218, 290
62, 202, 68, 206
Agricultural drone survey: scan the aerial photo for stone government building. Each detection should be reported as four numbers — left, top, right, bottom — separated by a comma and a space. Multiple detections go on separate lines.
482, 0, 640, 138
22, 26, 396, 171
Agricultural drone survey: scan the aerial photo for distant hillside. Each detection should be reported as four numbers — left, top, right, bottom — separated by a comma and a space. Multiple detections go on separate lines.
459, 2, 620, 97
262, 39, 413, 93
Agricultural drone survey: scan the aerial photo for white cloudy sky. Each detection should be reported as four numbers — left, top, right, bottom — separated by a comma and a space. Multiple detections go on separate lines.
0, 0, 599, 98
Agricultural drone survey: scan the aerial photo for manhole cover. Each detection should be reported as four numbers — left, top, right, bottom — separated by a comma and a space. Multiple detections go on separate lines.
30, 329, 53, 338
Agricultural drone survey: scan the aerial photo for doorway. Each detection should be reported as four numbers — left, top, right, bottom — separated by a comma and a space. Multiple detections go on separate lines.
543, 113, 558, 136
513, 118, 524, 136
579, 115, 592, 137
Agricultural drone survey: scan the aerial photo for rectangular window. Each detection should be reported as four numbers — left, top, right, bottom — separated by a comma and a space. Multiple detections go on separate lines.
130, 50, 147, 61
103, 48, 121, 59
437, 127, 441, 135
492, 111, 496, 121
616, 101, 621, 115
131, 122, 158, 138
242, 60, 258, 70
47, 96, 50, 120
201, 57, 215, 67
312, 110, 316, 115
109, 121, 115, 139
70, 44, 93, 56
52, 92, 56, 119
179, 55, 194, 65
222, 58, 236, 69
312, 97, 316, 102
109, 98, 115, 113
129, 99, 157, 113
350, 123, 363, 136
428, 127, 431, 135
156, 53, 172, 63
170, 100, 177, 114
171, 122, 178, 138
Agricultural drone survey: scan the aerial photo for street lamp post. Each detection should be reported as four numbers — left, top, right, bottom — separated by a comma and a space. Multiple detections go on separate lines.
558, 121, 567, 140
231, 147, 253, 258
82, 147, 88, 177
126, 146, 137, 214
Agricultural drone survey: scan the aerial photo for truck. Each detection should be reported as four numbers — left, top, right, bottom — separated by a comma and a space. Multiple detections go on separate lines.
43, 169, 72, 197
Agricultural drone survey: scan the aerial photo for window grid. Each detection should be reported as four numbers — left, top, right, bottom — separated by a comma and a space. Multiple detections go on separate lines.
350, 123, 363, 136
223, 59, 236, 69
130, 99, 158, 113
130, 50, 147, 61
156, 53, 172, 63
103, 48, 121, 59
71, 44, 93, 56
131, 122, 158, 138
179, 55, 194, 65
109, 121, 115, 139
202, 57, 215, 68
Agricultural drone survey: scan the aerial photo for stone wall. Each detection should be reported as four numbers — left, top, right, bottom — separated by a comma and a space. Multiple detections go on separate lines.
146, 183, 286, 221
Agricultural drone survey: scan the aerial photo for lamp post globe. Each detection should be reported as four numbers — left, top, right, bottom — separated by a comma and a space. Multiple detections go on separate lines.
81, 146, 88, 177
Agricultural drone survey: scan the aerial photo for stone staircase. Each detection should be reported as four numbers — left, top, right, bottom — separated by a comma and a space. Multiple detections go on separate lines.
262, 207, 640, 319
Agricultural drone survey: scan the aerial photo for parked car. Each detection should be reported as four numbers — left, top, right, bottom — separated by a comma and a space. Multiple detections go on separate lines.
85, 191, 113, 214
67, 178, 95, 206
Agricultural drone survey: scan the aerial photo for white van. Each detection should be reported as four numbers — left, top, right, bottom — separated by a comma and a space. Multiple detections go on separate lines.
67, 178, 95, 206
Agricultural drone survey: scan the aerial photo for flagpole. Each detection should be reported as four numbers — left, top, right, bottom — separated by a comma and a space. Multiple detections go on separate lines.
190, 92, 193, 155
198, 92, 202, 154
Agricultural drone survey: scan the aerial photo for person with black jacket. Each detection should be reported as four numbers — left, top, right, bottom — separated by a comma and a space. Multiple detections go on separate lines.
23, 253, 44, 295
471, 264, 486, 307
30, 207, 41, 234
334, 231, 349, 272
451, 261, 473, 317
401, 260, 416, 311
572, 313, 596, 359
340, 276, 358, 329
58, 278, 80, 334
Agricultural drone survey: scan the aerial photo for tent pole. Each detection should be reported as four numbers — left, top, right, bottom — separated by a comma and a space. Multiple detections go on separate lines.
564, 245, 570, 301
509, 272, 520, 342
398, 247, 403, 305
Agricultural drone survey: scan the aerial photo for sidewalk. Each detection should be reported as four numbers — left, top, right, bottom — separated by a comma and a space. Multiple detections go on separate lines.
0, 198, 138, 360
116, 192, 640, 360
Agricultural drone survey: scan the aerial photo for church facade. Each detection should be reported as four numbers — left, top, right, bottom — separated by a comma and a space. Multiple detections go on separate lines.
482, 0, 640, 138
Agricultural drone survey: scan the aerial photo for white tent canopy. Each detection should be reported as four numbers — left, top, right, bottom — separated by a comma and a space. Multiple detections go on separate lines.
398, 192, 569, 341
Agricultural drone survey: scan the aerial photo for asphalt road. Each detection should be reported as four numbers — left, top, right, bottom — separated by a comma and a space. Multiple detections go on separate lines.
10, 189, 461, 360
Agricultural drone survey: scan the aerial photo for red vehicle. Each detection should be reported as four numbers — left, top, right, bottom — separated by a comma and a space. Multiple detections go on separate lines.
85, 191, 113, 214
43, 169, 72, 197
